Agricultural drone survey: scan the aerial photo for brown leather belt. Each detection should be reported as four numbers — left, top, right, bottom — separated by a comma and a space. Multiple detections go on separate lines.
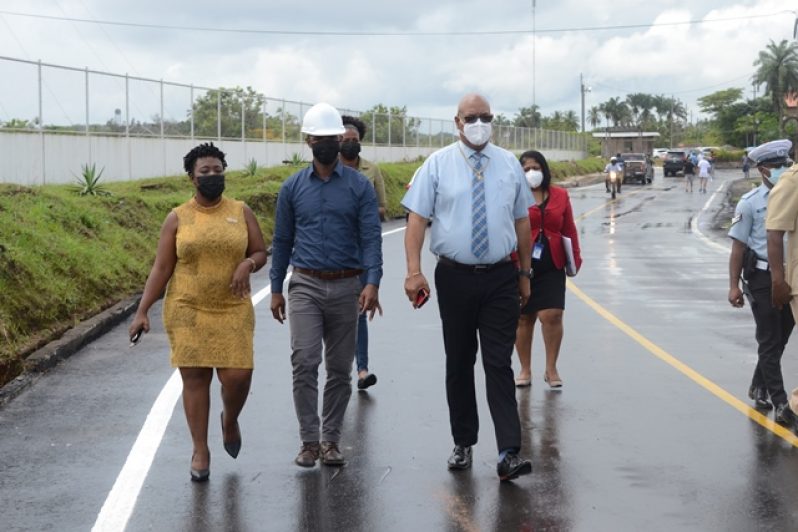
437, 256, 512, 273
293, 266, 363, 280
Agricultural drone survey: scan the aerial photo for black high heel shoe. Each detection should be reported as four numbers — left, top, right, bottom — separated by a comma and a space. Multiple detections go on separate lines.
221, 411, 242, 459
190, 453, 210, 482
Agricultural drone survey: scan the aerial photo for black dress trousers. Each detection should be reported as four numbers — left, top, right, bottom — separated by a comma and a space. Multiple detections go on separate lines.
435, 260, 522, 452
747, 269, 794, 407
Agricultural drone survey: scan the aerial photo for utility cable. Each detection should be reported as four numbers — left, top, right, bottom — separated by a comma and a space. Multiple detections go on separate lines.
0, 9, 789, 36
0, 14, 75, 126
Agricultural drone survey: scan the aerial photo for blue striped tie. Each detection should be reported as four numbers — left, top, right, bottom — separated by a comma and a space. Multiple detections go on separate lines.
470, 153, 488, 259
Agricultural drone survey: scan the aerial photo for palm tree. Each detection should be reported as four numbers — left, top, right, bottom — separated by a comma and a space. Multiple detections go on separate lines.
753, 39, 798, 135
588, 106, 601, 130
601, 97, 631, 127
514, 105, 542, 128
563, 110, 579, 131
626, 93, 655, 128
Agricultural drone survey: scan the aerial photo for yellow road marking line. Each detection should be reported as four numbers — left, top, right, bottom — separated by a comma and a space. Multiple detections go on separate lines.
566, 280, 798, 446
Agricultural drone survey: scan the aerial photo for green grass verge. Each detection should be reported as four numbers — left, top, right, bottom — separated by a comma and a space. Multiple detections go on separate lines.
0, 156, 600, 385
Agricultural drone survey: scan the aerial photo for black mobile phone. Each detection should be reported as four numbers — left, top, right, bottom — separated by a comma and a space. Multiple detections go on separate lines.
129, 329, 143, 347
414, 288, 430, 309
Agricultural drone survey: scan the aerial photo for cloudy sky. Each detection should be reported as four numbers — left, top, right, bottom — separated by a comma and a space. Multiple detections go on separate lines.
0, 0, 796, 127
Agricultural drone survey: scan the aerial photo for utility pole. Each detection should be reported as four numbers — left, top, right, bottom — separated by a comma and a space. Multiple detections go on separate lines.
531, 0, 536, 110
669, 95, 674, 148
752, 83, 759, 146
580, 73, 591, 132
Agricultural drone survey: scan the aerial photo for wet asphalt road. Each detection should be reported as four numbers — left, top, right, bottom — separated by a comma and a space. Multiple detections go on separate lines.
3, 168, 798, 531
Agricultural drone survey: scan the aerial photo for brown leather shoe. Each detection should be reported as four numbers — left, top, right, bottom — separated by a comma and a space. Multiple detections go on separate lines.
295, 442, 320, 467
320, 441, 345, 466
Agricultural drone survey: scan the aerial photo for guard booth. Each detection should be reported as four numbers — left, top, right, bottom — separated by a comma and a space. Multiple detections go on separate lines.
592, 130, 660, 158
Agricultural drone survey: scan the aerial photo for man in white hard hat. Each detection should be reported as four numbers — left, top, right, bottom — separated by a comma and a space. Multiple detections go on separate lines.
270, 102, 383, 467
402, 93, 534, 481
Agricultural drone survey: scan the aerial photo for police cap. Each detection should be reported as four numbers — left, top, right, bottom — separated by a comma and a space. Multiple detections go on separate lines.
747, 139, 792, 166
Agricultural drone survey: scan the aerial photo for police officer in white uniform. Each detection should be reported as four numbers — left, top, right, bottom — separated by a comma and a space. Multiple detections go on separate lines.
728, 139, 796, 426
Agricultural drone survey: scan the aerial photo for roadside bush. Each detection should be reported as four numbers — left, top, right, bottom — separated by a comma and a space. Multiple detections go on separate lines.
712, 149, 746, 162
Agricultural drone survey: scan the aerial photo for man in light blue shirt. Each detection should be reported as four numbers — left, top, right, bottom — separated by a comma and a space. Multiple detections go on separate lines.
402, 93, 534, 482
728, 139, 795, 426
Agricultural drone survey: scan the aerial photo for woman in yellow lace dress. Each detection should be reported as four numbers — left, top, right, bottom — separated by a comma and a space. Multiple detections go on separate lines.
129, 143, 267, 482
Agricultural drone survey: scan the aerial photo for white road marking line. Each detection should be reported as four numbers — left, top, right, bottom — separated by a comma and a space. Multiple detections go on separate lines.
91, 370, 182, 532
93, 226, 402, 531
690, 181, 729, 254
382, 226, 406, 236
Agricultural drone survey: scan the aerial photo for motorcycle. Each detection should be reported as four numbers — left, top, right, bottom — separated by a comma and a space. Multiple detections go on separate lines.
606, 170, 620, 199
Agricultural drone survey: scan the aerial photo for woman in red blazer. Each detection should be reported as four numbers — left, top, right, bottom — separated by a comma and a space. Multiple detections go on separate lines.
514, 150, 582, 389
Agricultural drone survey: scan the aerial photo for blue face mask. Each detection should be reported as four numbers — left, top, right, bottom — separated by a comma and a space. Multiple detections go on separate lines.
768, 166, 787, 185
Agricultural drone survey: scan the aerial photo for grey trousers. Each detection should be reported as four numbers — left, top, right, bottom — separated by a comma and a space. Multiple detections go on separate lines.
288, 273, 360, 443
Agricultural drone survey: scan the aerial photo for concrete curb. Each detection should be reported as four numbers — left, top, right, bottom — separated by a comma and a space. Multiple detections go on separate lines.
0, 295, 141, 407
559, 172, 605, 188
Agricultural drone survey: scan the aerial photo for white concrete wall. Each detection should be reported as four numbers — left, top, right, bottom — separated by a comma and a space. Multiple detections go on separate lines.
0, 131, 585, 186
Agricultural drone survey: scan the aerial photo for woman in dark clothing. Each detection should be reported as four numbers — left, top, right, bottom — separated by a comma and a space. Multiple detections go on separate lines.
514, 150, 582, 389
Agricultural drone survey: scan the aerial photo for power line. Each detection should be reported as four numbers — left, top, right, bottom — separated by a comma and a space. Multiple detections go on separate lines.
0, 9, 790, 36
593, 73, 754, 97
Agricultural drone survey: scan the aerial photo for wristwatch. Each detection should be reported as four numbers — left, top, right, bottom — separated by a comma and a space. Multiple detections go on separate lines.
517, 268, 534, 280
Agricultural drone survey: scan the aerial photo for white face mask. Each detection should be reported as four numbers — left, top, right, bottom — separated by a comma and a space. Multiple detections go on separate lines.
462, 120, 492, 146
525, 169, 543, 189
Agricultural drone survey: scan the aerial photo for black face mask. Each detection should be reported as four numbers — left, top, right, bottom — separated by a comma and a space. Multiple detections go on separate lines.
340, 141, 361, 160
311, 139, 340, 165
196, 173, 225, 200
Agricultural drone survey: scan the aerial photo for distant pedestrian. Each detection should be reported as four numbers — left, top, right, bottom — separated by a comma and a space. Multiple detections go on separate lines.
684, 156, 695, 193
697, 157, 712, 193
270, 103, 383, 468
512, 150, 582, 389
728, 139, 795, 426
743, 151, 751, 179
128, 142, 268, 482
340, 114, 386, 391
402, 93, 534, 481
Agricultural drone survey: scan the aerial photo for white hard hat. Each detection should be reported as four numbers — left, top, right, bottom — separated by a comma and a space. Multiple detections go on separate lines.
301, 103, 345, 136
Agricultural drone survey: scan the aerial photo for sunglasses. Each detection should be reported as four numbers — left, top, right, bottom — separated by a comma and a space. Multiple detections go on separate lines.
460, 113, 494, 124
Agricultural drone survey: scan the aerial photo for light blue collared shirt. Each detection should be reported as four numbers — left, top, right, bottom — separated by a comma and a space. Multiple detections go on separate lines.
728, 183, 769, 260
401, 141, 533, 264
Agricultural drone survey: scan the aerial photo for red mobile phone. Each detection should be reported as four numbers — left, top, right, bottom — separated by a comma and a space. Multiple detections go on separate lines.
414, 288, 430, 308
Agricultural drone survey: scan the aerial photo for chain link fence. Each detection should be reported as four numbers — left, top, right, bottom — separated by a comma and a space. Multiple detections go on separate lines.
0, 55, 586, 152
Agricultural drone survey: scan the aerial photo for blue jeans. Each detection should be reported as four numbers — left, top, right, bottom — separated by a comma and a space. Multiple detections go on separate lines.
356, 312, 368, 373
355, 271, 369, 373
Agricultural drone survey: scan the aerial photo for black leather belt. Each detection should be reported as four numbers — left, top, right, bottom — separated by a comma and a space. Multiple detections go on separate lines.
293, 267, 363, 280
437, 256, 512, 273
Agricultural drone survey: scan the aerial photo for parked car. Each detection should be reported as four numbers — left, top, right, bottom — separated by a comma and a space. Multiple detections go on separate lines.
620, 153, 654, 184
652, 148, 669, 159
663, 150, 687, 177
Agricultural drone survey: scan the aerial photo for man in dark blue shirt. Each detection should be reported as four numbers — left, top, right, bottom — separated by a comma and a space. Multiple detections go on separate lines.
270, 102, 383, 468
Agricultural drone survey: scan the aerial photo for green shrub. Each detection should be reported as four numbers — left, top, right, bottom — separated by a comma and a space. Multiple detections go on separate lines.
244, 158, 258, 177
712, 149, 746, 163
72, 164, 110, 196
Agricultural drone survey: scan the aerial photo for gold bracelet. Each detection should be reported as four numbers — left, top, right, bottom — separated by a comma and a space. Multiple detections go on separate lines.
244, 257, 257, 272
405, 271, 421, 279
